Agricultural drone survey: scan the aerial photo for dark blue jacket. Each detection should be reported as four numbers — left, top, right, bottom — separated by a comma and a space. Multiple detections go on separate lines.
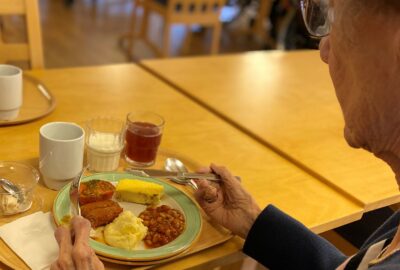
243, 205, 400, 269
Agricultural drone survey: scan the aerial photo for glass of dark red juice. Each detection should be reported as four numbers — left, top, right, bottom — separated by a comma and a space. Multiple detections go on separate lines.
125, 111, 164, 167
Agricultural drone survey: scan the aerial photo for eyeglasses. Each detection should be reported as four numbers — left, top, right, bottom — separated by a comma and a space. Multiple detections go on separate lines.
300, 0, 333, 38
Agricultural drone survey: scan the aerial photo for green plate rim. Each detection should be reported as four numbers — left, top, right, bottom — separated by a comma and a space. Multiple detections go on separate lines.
52, 172, 202, 261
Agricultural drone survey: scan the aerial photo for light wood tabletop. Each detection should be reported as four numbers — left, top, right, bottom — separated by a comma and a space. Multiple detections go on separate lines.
0, 64, 362, 269
141, 50, 400, 212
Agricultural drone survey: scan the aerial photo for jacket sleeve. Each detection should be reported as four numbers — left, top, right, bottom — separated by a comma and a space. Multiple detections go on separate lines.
243, 205, 347, 270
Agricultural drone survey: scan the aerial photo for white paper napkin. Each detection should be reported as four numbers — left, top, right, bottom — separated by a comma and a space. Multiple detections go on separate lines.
0, 211, 59, 270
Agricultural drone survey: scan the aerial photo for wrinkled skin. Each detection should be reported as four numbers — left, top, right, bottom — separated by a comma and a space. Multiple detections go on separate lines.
51, 216, 104, 270
320, 0, 400, 184
321, 0, 400, 266
194, 164, 261, 239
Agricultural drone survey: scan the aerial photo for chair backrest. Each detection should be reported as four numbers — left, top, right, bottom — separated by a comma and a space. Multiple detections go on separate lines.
166, 0, 225, 25
0, 0, 44, 69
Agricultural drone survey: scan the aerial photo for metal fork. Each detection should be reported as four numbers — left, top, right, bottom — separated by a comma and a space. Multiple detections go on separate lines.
69, 165, 88, 216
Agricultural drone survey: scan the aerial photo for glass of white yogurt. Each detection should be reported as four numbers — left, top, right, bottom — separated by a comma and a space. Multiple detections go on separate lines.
85, 117, 125, 172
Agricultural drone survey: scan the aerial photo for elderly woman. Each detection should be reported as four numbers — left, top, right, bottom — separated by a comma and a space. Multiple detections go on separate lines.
51, 0, 400, 269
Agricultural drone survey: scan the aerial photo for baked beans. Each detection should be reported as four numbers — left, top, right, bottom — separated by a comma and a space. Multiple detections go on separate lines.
139, 205, 185, 248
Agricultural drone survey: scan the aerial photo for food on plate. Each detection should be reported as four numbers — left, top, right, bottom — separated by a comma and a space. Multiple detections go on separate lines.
81, 199, 123, 228
79, 179, 115, 205
104, 211, 147, 250
139, 205, 185, 248
90, 226, 106, 244
116, 179, 164, 205
61, 214, 72, 226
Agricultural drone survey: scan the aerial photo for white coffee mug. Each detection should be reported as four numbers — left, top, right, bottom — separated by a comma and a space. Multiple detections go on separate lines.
39, 122, 85, 190
0, 65, 23, 120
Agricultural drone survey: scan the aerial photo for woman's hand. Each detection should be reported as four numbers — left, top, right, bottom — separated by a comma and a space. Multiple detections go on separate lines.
194, 164, 261, 239
51, 216, 104, 270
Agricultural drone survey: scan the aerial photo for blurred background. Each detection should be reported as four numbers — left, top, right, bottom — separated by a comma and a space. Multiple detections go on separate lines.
1, 0, 318, 68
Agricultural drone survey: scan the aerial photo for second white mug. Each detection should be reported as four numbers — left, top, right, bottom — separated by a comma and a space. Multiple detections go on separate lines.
0, 65, 23, 121
39, 122, 85, 190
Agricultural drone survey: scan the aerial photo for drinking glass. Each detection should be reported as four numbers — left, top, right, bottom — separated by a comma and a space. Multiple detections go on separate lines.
86, 117, 125, 172
0, 161, 40, 215
125, 111, 164, 167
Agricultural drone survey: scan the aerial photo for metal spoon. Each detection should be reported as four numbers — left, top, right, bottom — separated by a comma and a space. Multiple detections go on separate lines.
164, 158, 198, 190
165, 158, 188, 173
0, 178, 23, 203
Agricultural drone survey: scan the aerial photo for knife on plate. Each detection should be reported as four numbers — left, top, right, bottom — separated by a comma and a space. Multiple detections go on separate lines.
125, 168, 222, 182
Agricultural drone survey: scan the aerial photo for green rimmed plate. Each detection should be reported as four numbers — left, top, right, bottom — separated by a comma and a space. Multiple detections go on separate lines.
52, 172, 202, 261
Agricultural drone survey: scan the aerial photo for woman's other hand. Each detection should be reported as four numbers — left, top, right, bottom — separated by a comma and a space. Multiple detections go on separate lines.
51, 216, 104, 270
194, 164, 261, 239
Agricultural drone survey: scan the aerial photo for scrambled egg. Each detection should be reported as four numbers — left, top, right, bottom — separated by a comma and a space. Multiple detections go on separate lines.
104, 210, 147, 250
116, 179, 164, 205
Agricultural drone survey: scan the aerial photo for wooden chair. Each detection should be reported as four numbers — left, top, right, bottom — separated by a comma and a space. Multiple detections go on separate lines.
126, 0, 224, 58
252, 0, 273, 42
226, 0, 275, 49
0, 0, 44, 69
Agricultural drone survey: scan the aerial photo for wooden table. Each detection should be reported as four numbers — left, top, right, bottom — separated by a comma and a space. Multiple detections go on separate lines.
0, 64, 362, 269
141, 50, 400, 212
